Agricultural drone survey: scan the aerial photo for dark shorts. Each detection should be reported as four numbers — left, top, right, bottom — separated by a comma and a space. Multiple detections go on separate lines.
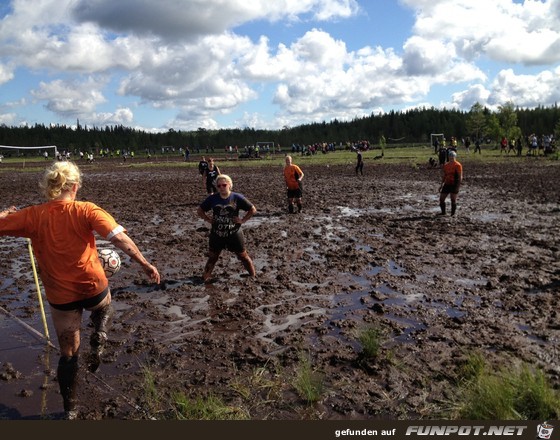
49, 286, 109, 311
441, 184, 460, 194
287, 188, 302, 199
209, 231, 246, 253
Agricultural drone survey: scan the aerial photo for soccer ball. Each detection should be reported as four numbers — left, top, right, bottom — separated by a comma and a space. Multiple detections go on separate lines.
98, 248, 121, 278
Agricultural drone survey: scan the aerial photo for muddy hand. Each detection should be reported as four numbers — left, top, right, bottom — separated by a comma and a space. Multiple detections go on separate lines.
144, 264, 161, 284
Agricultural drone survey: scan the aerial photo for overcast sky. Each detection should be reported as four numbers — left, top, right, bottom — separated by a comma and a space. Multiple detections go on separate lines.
0, 0, 559, 133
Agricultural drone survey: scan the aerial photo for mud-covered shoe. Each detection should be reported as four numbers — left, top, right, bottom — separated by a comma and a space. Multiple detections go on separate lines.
87, 331, 107, 373
64, 409, 78, 420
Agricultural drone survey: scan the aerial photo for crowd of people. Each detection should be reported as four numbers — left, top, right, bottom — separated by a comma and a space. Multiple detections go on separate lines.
433, 134, 556, 158
3, 132, 555, 167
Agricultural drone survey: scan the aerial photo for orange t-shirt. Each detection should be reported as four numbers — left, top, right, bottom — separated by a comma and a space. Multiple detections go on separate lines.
442, 160, 463, 185
284, 164, 303, 190
0, 200, 125, 305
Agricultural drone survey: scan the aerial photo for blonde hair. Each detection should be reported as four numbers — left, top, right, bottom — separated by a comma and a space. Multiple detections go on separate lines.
40, 161, 82, 200
216, 174, 233, 189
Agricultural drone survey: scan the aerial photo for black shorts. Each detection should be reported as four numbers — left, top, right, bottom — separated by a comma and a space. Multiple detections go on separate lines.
209, 231, 246, 253
441, 183, 460, 194
49, 286, 109, 311
287, 188, 302, 199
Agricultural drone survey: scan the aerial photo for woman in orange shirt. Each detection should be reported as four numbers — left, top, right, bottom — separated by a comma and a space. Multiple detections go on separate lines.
0, 161, 160, 419
439, 150, 463, 216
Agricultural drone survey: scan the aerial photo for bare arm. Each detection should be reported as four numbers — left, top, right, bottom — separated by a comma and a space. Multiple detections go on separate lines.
197, 206, 212, 224
235, 205, 256, 225
110, 231, 161, 284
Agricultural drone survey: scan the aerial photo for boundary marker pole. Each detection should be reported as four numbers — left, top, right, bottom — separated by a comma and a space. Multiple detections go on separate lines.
27, 238, 50, 341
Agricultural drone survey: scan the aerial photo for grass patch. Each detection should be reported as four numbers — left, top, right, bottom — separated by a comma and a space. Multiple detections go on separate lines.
450, 354, 560, 420
138, 364, 167, 417
172, 393, 250, 420
228, 361, 284, 404
3, 144, 560, 174
293, 352, 325, 404
139, 363, 250, 420
357, 325, 383, 360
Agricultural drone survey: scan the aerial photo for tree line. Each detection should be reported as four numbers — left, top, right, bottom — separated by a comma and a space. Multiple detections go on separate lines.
1, 102, 559, 154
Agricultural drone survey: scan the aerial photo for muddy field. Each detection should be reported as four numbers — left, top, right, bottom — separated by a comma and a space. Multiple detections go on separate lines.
0, 155, 559, 420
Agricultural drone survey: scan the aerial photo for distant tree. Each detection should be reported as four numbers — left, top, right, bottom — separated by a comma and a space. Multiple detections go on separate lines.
3, 104, 560, 152
486, 114, 502, 145
466, 102, 487, 140
498, 101, 521, 140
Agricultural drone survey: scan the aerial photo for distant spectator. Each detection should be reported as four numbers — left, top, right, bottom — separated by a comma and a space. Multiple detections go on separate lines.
474, 139, 481, 154
355, 150, 364, 175
198, 156, 208, 175
202, 158, 221, 194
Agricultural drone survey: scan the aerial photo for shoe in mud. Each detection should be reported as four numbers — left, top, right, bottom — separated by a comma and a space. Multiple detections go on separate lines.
87, 331, 107, 373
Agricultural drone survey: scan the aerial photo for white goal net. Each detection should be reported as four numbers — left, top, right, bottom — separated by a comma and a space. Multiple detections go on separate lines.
430, 134, 445, 151
0, 145, 58, 161
256, 141, 275, 154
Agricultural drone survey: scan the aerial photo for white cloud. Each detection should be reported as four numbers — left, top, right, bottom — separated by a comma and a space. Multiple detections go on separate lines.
0, 0, 559, 131
402, 36, 452, 76
88, 108, 134, 127
451, 84, 491, 109
0, 63, 14, 84
488, 67, 560, 106
31, 77, 107, 115
70, 0, 360, 40
403, 0, 560, 65
117, 33, 258, 110
0, 112, 17, 125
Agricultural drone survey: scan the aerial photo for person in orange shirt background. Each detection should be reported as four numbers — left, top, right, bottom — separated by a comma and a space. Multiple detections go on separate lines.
439, 150, 463, 216
0, 161, 160, 419
283, 155, 304, 213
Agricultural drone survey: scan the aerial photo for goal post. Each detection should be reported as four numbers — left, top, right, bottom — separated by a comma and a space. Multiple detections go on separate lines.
0, 145, 58, 161
255, 141, 276, 158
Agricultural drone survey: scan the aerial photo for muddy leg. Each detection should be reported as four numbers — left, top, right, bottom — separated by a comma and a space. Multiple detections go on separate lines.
203, 250, 221, 282
87, 303, 113, 372
57, 355, 79, 419
237, 251, 256, 277
450, 193, 458, 216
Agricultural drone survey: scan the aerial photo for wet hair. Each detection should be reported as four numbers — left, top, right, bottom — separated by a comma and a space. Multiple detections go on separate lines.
40, 161, 82, 200
215, 174, 233, 189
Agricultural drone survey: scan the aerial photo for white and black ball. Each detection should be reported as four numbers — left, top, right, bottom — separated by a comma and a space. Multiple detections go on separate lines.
98, 248, 121, 278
